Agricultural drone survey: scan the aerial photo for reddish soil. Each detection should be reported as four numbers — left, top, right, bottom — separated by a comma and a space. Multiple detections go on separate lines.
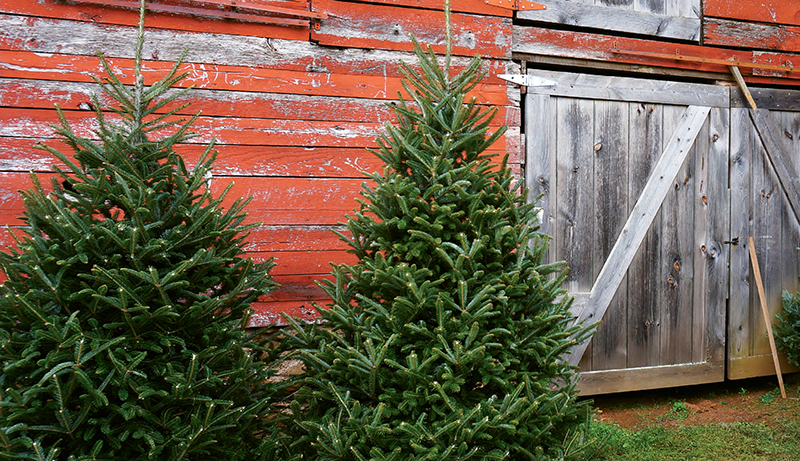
588, 374, 800, 430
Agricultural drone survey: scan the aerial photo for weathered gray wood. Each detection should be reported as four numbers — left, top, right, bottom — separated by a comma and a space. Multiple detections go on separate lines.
518, 0, 700, 41
699, 107, 730, 364
524, 70, 729, 107
732, 87, 800, 110
556, 98, 596, 295
658, 103, 697, 366
525, 93, 555, 260
749, 116, 781, 360
590, 99, 630, 371
750, 109, 800, 226
727, 108, 753, 371
626, 102, 663, 368
577, 361, 722, 396
567, 105, 710, 366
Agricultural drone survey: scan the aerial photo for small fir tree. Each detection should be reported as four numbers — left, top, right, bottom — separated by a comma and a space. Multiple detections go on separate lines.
283, 40, 595, 460
0, 5, 285, 460
776, 290, 800, 367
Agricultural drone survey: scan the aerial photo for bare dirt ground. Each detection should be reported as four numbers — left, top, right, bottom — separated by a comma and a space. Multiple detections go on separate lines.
589, 373, 800, 430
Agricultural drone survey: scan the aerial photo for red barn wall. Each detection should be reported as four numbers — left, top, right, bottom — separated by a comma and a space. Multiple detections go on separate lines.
0, 0, 520, 325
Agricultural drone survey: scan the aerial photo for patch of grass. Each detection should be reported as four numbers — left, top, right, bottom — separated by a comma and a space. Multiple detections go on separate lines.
758, 387, 781, 405
588, 421, 800, 460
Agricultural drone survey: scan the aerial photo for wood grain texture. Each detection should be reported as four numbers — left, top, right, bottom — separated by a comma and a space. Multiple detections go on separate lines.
312, 0, 512, 58
705, 0, 800, 28
704, 17, 800, 53
626, 102, 663, 368
0, 0, 311, 40
555, 97, 595, 296
590, 99, 630, 371
518, 0, 700, 41
514, 26, 800, 87
698, 107, 729, 365
727, 108, 753, 368
525, 69, 729, 107
568, 105, 710, 367
342, 0, 513, 17
658, 103, 696, 366
0, 49, 511, 106
577, 361, 722, 396
524, 93, 554, 259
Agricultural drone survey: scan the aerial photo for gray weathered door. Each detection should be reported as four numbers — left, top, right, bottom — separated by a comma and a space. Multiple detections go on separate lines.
525, 70, 729, 395
728, 89, 800, 380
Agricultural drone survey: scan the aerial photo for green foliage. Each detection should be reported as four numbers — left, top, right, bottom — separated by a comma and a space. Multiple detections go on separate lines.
282, 39, 595, 460
0, 11, 285, 460
776, 290, 800, 367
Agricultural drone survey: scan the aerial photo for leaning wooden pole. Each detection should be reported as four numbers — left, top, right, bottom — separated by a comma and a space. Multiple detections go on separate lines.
748, 236, 787, 399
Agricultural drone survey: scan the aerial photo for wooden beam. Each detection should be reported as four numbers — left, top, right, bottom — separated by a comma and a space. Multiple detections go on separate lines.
567, 105, 711, 366
518, 0, 700, 41
749, 109, 800, 225
705, 0, 800, 28
704, 17, 800, 53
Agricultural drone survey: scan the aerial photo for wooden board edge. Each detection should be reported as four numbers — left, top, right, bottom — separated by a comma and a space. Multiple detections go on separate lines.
577, 361, 724, 396
728, 354, 800, 380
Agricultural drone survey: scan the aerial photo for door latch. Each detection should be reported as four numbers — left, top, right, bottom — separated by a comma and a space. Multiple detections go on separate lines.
723, 237, 740, 245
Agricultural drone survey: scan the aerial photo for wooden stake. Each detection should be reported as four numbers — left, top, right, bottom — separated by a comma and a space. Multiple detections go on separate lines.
748, 236, 787, 399
729, 65, 758, 111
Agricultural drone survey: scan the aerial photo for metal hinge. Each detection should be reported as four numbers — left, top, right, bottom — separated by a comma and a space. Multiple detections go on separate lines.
486, 0, 546, 11
499, 74, 557, 87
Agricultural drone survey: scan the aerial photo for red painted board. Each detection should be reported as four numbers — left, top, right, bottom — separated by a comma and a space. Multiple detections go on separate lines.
345, 0, 513, 17
0, 51, 511, 105
0, 16, 512, 86
0, 172, 368, 226
515, 26, 800, 83
0, 78, 516, 126
704, 18, 800, 53
705, 0, 800, 28
0, 0, 310, 41
0, 107, 383, 148
311, 0, 512, 59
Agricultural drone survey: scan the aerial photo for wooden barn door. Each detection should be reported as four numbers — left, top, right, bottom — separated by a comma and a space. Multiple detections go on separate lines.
525, 71, 729, 395
728, 89, 800, 380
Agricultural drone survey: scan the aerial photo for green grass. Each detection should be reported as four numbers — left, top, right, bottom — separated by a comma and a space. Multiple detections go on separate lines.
587, 421, 800, 460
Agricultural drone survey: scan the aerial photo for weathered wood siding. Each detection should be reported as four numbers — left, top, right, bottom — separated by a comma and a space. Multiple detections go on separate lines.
0, 0, 520, 325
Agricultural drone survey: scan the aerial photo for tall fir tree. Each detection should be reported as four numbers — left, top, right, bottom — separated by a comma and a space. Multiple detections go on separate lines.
0, 3, 286, 460
283, 36, 596, 461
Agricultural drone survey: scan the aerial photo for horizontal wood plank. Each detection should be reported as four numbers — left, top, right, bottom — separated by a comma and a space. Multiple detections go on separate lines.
704, 17, 800, 53
0, 78, 518, 127
0, 0, 310, 41
518, 0, 700, 41
704, 0, 800, 28
311, 0, 512, 59
0, 50, 511, 106
513, 25, 800, 86
525, 69, 729, 107
339, 0, 513, 17
577, 361, 724, 395
729, 354, 800, 380
731, 87, 800, 110
0, 14, 513, 85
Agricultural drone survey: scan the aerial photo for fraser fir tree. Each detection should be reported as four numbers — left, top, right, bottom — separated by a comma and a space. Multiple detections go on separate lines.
776, 290, 800, 367
0, 4, 285, 460
283, 38, 596, 461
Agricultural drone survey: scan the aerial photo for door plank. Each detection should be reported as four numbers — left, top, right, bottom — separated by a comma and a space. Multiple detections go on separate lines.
659, 104, 697, 366
728, 108, 754, 366
591, 99, 630, 371
749, 109, 800, 226
626, 102, 664, 368
567, 105, 711, 366
525, 93, 555, 260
